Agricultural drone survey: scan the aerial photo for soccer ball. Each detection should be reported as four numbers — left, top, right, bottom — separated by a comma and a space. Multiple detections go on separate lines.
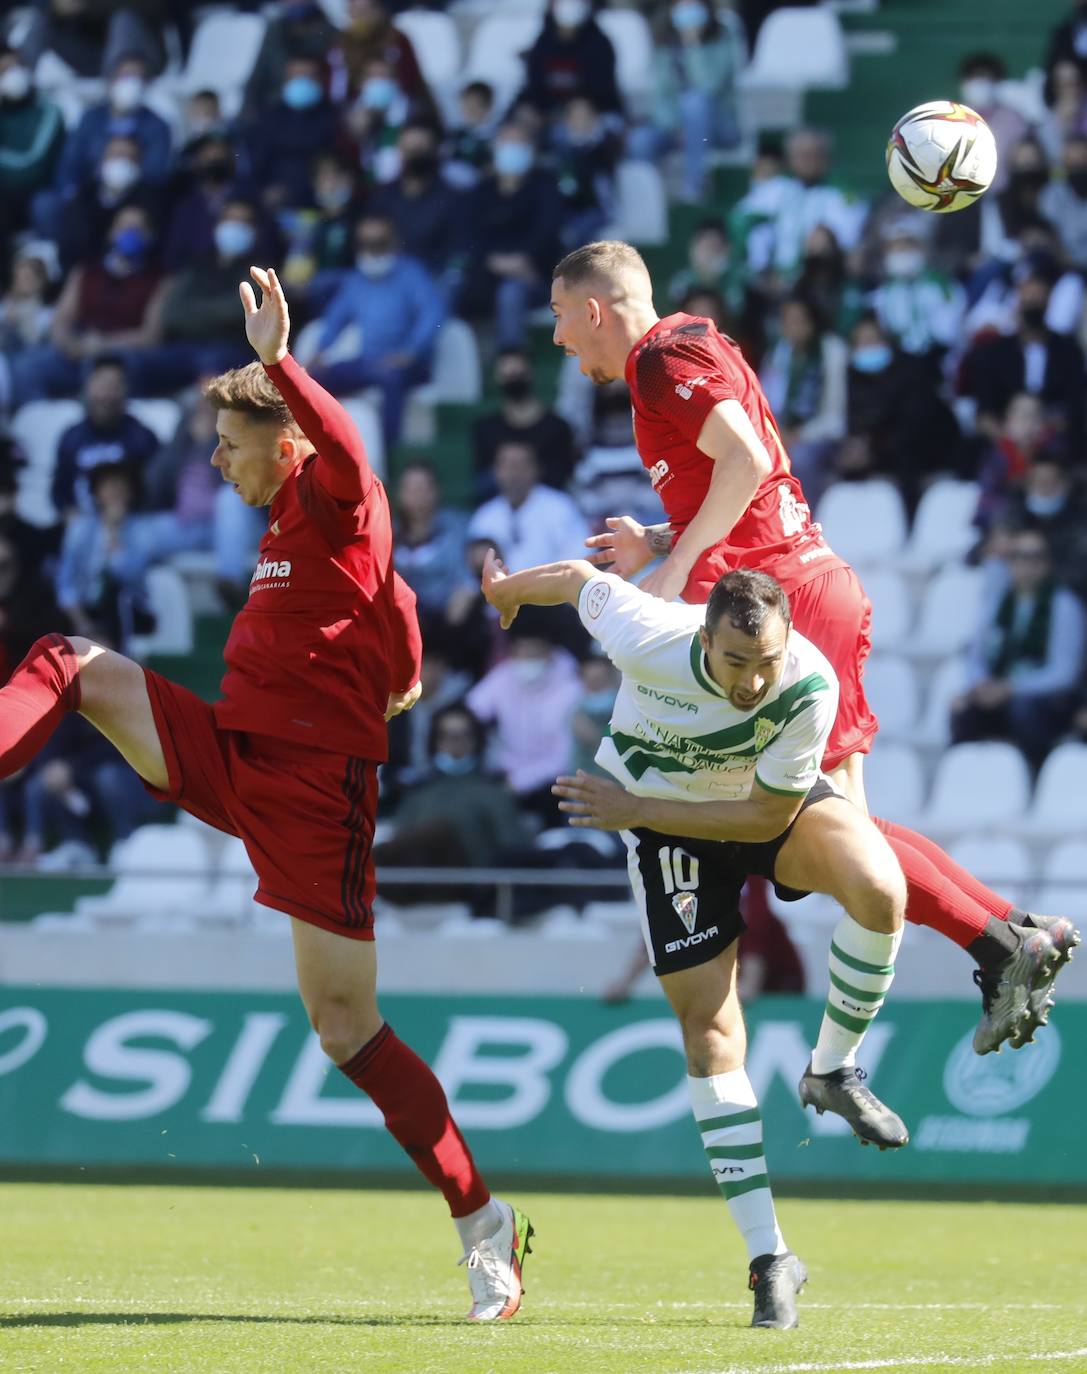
886, 101, 998, 213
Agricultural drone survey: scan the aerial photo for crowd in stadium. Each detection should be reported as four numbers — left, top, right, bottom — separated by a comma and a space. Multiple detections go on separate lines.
3, 0, 1087, 878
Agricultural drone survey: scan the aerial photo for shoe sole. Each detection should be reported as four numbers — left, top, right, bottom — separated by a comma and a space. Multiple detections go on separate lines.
1009, 924, 1080, 1050
798, 1083, 909, 1151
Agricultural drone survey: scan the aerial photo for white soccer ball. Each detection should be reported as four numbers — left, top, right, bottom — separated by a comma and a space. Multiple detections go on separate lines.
886, 101, 998, 213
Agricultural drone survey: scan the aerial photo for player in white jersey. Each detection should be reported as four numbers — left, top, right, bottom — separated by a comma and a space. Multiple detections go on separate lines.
482, 551, 909, 1329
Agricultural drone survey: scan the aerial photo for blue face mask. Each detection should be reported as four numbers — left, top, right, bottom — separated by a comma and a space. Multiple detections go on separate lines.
111, 226, 149, 260
361, 76, 397, 111
672, 0, 709, 31
214, 219, 256, 260
282, 75, 322, 110
494, 142, 533, 178
432, 752, 478, 776
851, 344, 893, 374
581, 689, 616, 714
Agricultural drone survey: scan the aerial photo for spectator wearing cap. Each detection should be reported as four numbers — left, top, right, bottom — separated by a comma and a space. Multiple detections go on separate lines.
870, 220, 966, 361
627, 1, 744, 203
0, 48, 64, 243
468, 437, 588, 572
952, 526, 1086, 768
242, 54, 344, 210
467, 605, 584, 826
50, 357, 159, 521
471, 348, 578, 497
370, 123, 468, 288
308, 213, 444, 448
457, 124, 563, 348
519, 0, 622, 122
958, 54, 1030, 194
1040, 133, 1087, 266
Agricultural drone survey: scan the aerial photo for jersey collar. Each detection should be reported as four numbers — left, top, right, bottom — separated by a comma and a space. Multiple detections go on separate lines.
688, 633, 731, 699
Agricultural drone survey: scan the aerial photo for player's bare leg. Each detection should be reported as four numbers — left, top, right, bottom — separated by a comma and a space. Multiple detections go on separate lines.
827, 752, 1077, 1053
289, 918, 532, 1320
775, 797, 909, 1149
659, 945, 806, 1328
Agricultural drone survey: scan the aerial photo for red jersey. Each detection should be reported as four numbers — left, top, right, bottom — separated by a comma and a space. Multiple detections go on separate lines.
625, 313, 845, 594
213, 354, 421, 762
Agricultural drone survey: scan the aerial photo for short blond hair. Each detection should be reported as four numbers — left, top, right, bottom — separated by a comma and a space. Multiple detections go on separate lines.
552, 240, 652, 297
203, 361, 296, 426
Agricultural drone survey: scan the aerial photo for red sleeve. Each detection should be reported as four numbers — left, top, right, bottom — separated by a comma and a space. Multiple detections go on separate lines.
634, 333, 738, 444
390, 571, 422, 692
263, 353, 373, 503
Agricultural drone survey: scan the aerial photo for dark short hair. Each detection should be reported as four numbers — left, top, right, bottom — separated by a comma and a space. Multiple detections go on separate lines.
461, 80, 494, 103
959, 52, 1005, 79
428, 703, 485, 757
88, 354, 127, 379
705, 570, 791, 639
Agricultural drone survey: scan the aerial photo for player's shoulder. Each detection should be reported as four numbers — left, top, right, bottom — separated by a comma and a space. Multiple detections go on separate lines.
632, 314, 739, 391
580, 571, 702, 631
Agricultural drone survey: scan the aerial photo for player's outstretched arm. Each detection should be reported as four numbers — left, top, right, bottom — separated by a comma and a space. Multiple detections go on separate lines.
480, 550, 595, 629
240, 266, 372, 503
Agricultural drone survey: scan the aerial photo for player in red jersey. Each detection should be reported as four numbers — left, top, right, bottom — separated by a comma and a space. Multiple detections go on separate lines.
0, 267, 532, 1321
549, 239, 1080, 1056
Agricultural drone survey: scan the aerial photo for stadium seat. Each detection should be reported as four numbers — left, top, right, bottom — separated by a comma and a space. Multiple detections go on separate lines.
947, 832, 1033, 908
862, 740, 926, 827
923, 742, 1032, 838
339, 397, 385, 479
11, 399, 82, 472
464, 12, 542, 112
913, 655, 969, 749
862, 570, 912, 650
816, 479, 908, 568
128, 566, 195, 659
1030, 839, 1087, 922
900, 480, 980, 574
179, 11, 266, 116
428, 318, 483, 404
596, 10, 653, 109
199, 836, 259, 926
860, 655, 919, 741
903, 565, 985, 660
129, 398, 181, 447
393, 12, 463, 100
75, 825, 209, 922
740, 8, 849, 90
612, 160, 668, 246
1022, 743, 1087, 840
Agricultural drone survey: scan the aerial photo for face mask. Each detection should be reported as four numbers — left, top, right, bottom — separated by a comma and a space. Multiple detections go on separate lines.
214, 219, 255, 259
513, 658, 548, 685
100, 156, 139, 193
402, 152, 439, 179
110, 74, 145, 112
1068, 169, 1087, 197
1020, 304, 1047, 330
111, 225, 149, 260
581, 689, 615, 713
1011, 168, 1048, 193
961, 76, 996, 110
692, 245, 729, 275
494, 142, 533, 178
883, 247, 924, 278
432, 752, 478, 775
0, 65, 31, 102
1025, 492, 1065, 517
500, 373, 532, 402
361, 76, 397, 111
553, 0, 589, 27
282, 75, 322, 110
672, 1, 709, 31
317, 183, 352, 212
851, 343, 892, 373
357, 252, 395, 277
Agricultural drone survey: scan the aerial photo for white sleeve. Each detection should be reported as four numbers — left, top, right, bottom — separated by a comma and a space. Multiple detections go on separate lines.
576, 572, 688, 679
754, 676, 839, 796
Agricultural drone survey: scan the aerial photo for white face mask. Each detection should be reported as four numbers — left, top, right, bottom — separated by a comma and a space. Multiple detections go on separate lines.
513, 658, 548, 685
357, 252, 395, 277
100, 156, 140, 193
883, 247, 925, 279
0, 65, 31, 102
961, 77, 996, 110
553, 0, 589, 28
110, 74, 145, 112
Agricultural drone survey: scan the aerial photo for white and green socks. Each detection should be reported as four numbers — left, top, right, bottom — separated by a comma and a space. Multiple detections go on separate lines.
688, 1068, 786, 1261
811, 914, 902, 1075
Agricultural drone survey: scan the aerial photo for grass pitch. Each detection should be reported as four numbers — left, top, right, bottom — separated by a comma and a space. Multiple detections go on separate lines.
1, 1184, 1085, 1374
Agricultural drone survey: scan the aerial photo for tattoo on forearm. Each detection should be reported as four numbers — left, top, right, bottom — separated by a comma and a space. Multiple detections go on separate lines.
646, 524, 675, 556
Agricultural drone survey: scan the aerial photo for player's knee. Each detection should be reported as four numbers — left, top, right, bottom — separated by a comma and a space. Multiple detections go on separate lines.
309, 994, 382, 1066
840, 856, 906, 933
677, 1005, 746, 1076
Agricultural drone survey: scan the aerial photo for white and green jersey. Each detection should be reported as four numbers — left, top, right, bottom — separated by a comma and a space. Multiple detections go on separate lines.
576, 573, 839, 802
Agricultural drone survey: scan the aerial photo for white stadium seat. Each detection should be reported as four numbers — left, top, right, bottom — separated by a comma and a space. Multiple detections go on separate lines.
861, 740, 926, 825
740, 7, 849, 90
464, 13, 542, 110
393, 11, 463, 97
10, 399, 82, 472
129, 398, 181, 447
901, 479, 980, 573
914, 655, 969, 749
816, 479, 907, 568
923, 742, 1032, 838
75, 825, 209, 923
1022, 743, 1087, 840
340, 397, 385, 479
947, 833, 1033, 907
129, 566, 195, 659
596, 10, 653, 107
862, 570, 912, 650
903, 565, 984, 660
180, 11, 266, 116
612, 161, 668, 246
861, 655, 919, 741
429, 318, 482, 403
1032, 839, 1087, 922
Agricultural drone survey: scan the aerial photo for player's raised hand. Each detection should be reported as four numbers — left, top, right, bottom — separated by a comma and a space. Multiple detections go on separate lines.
480, 547, 519, 629
239, 266, 289, 365
552, 771, 641, 831
584, 516, 654, 577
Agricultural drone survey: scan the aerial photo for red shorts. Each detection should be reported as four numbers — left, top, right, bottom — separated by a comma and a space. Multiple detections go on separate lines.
142, 669, 378, 939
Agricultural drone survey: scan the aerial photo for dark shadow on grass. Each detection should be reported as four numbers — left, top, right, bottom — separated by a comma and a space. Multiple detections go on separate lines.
0, 1311, 717, 1331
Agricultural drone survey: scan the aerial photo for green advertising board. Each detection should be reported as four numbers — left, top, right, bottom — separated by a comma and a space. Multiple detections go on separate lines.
0, 990, 1080, 1184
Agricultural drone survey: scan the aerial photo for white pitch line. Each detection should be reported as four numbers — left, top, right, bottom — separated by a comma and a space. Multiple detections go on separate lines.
688, 1348, 1087, 1374
0, 1299, 1067, 1314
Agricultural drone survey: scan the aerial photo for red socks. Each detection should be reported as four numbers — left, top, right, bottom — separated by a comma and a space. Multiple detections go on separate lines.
0, 635, 81, 777
874, 817, 1013, 948
339, 1023, 490, 1218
